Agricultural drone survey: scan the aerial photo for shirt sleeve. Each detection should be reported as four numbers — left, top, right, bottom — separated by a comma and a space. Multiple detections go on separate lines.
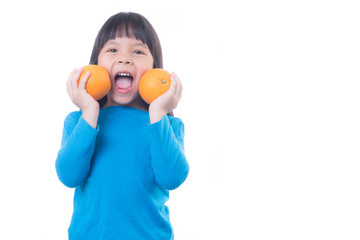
148, 115, 189, 190
55, 112, 98, 188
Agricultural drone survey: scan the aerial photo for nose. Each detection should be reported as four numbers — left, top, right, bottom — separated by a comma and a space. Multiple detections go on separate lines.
117, 54, 133, 65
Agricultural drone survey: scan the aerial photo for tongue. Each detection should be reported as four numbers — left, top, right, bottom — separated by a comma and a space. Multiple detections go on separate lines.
115, 77, 133, 89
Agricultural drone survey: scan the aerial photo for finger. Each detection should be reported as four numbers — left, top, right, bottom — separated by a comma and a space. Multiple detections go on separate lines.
172, 73, 182, 98
79, 71, 90, 90
176, 73, 182, 96
178, 79, 182, 100
169, 72, 177, 94
72, 68, 83, 89
67, 69, 77, 96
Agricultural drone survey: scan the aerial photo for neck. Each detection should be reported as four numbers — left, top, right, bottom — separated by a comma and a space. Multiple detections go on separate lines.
103, 96, 148, 111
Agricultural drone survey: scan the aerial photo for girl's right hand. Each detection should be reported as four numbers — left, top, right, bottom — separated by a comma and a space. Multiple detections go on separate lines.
66, 68, 100, 128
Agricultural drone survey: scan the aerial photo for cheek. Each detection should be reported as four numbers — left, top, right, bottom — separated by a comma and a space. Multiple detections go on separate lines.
145, 58, 155, 72
136, 60, 154, 78
139, 55, 154, 70
97, 52, 109, 65
149, 56, 154, 68
137, 67, 151, 81
97, 58, 112, 73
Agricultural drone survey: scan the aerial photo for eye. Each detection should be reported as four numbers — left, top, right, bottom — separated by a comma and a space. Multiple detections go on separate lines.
133, 50, 144, 55
107, 48, 117, 53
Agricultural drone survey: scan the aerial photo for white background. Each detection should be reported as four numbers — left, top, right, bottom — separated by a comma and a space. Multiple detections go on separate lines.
0, 0, 359, 239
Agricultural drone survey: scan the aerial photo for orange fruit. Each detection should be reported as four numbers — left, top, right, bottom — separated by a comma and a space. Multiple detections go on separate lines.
139, 68, 171, 104
79, 65, 111, 100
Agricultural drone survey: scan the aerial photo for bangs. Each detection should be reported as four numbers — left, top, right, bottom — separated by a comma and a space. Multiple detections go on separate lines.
113, 21, 149, 45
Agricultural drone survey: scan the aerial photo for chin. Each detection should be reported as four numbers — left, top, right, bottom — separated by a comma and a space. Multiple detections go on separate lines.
111, 95, 135, 105
106, 92, 147, 110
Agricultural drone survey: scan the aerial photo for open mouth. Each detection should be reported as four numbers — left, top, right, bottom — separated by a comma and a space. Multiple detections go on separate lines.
114, 72, 134, 93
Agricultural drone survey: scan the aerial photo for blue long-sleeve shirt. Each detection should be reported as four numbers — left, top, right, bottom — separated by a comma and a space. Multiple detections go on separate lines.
55, 106, 189, 239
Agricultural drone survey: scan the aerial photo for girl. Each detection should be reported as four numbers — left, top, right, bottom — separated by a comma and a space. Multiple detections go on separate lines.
56, 12, 189, 240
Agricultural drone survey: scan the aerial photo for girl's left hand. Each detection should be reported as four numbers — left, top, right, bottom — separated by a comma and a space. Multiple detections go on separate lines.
149, 72, 182, 123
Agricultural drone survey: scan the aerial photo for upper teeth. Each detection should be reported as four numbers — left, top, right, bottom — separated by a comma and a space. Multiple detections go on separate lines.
117, 73, 131, 77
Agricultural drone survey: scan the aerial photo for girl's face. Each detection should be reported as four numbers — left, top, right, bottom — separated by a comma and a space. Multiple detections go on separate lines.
97, 37, 154, 109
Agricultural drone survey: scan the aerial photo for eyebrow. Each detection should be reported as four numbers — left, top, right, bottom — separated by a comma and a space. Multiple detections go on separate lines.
106, 40, 148, 48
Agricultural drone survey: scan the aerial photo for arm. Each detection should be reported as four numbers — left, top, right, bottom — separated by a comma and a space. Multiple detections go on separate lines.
55, 68, 100, 188
55, 112, 98, 188
149, 115, 189, 190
